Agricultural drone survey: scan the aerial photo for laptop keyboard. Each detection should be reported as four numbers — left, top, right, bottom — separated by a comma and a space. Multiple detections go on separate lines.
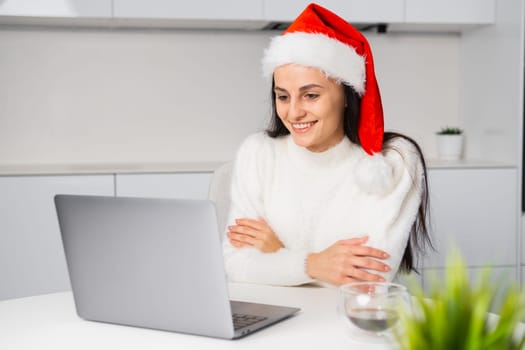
232, 313, 268, 330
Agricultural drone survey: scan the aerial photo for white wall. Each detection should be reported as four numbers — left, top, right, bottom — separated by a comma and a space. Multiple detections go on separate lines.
460, 0, 524, 165
370, 33, 460, 154
0, 27, 460, 164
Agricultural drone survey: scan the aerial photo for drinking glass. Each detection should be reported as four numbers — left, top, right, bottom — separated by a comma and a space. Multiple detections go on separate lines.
340, 282, 412, 340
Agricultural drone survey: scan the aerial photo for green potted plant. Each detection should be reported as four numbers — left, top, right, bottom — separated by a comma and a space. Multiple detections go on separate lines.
395, 253, 525, 350
436, 126, 464, 160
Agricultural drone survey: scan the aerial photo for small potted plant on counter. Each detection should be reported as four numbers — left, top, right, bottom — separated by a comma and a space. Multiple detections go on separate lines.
436, 126, 464, 160
395, 252, 525, 350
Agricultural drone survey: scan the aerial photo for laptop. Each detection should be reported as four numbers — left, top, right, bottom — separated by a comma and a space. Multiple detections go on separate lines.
54, 194, 299, 339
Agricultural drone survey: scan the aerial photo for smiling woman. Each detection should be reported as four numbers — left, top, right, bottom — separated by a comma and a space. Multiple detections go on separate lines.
273, 65, 346, 152
222, 3, 431, 287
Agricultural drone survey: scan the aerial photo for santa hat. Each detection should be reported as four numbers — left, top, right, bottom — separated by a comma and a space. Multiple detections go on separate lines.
262, 3, 384, 155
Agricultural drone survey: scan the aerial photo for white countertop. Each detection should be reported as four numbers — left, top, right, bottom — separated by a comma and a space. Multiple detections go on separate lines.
0, 283, 395, 350
0, 159, 516, 176
0, 161, 226, 176
425, 158, 515, 169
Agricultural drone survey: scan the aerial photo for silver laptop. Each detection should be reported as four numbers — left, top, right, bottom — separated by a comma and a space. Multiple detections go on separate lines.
54, 194, 299, 339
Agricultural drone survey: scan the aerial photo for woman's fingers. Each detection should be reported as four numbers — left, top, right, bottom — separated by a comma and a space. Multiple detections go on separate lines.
228, 218, 283, 253
234, 218, 266, 231
228, 231, 256, 245
348, 256, 391, 273
340, 241, 390, 260
228, 224, 258, 238
346, 266, 386, 282
307, 238, 392, 285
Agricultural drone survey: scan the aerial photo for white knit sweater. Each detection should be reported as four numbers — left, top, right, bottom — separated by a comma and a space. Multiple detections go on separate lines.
223, 132, 423, 286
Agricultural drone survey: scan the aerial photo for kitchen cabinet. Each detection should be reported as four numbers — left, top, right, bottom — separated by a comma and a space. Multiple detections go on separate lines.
0, 0, 497, 29
405, 0, 495, 24
0, 175, 114, 301
0, 0, 111, 18
454, 0, 523, 291
424, 168, 518, 268
422, 266, 517, 311
403, 166, 518, 297
263, 0, 405, 23
0, 165, 520, 300
113, 0, 263, 21
115, 173, 213, 200
0, 170, 215, 301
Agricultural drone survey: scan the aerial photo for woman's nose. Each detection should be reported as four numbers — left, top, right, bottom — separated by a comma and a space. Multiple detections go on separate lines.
288, 98, 306, 120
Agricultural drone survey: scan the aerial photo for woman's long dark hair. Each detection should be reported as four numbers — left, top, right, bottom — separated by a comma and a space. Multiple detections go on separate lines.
266, 81, 432, 273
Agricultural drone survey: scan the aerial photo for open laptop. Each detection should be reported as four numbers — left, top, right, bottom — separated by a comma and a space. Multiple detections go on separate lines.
54, 194, 299, 339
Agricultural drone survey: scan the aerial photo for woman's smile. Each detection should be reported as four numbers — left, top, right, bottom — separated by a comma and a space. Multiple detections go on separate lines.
291, 121, 317, 133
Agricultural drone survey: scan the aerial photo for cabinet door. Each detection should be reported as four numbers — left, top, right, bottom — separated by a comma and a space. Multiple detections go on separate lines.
113, 0, 263, 20
0, 175, 114, 301
522, 215, 525, 278
0, 0, 111, 17
264, 0, 404, 23
424, 168, 517, 268
405, 0, 495, 24
422, 266, 516, 312
116, 173, 213, 200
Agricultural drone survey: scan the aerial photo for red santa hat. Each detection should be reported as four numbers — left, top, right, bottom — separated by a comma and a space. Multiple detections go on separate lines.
262, 3, 384, 155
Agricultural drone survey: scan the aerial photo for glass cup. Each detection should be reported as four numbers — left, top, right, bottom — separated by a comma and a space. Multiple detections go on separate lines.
340, 282, 412, 340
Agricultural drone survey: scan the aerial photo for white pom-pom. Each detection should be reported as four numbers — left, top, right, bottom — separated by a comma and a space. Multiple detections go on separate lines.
354, 153, 395, 196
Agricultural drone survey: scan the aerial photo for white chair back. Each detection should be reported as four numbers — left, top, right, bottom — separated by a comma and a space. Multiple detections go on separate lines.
208, 162, 233, 240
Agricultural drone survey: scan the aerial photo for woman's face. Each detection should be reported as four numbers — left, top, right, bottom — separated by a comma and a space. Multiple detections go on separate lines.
273, 64, 346, 152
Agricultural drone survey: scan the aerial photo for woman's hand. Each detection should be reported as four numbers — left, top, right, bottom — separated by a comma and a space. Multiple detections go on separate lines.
227, 218, 284, 253
306, 236, 391, 285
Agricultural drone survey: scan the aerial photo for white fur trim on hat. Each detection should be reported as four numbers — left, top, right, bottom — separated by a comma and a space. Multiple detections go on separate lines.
262, 32, 366, 95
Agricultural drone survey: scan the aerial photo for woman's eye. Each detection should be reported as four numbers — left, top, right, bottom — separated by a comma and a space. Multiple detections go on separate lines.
305, 93, 319, 100
276, 95, 289, 101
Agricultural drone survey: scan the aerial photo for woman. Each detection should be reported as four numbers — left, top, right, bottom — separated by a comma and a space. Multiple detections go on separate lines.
223, 3, 430, 286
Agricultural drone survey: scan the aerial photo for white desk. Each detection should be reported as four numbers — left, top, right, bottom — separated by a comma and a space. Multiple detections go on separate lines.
0, 283, 394, 350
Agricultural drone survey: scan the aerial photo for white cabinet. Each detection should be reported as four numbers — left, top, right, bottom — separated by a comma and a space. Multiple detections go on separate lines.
0, 0, 111, 18
424, 168, 518, 268
264, 0, 495, 25
0, 171, 213, 301
423, 267, 517, 291
113, 0, 263, 20
263, 0, 405, 23
0, 175, 114, 301
405, 0, 495, 24
422, 266, 516, 311
116, 173, 213, 200
0, 0, 497, 28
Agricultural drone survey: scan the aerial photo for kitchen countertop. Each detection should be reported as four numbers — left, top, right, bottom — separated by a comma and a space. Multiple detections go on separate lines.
424, 158, 516, 169
0, 162, 226, 176
0, 159, 516, 176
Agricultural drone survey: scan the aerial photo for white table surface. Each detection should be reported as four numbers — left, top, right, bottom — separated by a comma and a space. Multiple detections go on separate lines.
0, 283, 396, 350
